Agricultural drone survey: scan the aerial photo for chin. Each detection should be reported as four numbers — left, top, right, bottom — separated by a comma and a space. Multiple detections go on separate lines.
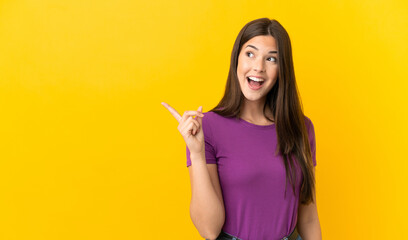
243, 94, 264, 102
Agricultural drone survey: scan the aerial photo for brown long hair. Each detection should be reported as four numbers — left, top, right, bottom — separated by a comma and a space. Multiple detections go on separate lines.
209, 18, 315, 204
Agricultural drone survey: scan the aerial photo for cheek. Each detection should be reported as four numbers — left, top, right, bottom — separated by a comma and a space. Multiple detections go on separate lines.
237, 63, 246, 82
240, 60, 251, 71
268, 66, 279, 78
237, 56, 250, 74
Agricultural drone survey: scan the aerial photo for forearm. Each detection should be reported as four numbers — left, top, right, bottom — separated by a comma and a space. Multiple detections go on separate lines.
298, 218, 322, 240
188, 153, 225, 239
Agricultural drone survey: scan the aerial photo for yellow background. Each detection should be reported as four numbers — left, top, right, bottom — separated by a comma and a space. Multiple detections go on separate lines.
1, 0, 407, 239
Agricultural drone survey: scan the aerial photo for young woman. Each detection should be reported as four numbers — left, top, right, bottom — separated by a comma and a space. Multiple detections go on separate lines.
162, 18, 322, 240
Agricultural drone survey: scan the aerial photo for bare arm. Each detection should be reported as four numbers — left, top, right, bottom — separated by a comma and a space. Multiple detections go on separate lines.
188, 153, 225, 240
297, 167, 322, 240
161, 103, 225, 239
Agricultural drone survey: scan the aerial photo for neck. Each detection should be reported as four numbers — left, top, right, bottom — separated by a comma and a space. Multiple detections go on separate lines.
239, 97, 274, 124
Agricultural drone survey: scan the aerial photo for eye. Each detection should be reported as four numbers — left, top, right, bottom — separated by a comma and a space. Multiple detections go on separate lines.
267, 57, 277, 62
245, 51, 254, 57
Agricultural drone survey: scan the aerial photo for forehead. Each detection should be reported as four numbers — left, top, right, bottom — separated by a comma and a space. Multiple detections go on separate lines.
242, 35, 277, 51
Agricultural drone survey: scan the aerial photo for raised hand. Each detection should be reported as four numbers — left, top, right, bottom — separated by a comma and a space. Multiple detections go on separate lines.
161, 102, 205, 155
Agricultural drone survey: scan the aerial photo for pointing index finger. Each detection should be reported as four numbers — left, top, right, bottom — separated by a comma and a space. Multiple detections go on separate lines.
161, 102, 182, 122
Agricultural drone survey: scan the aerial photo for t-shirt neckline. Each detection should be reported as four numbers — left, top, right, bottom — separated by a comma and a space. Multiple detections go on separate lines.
238, 118, 275, 129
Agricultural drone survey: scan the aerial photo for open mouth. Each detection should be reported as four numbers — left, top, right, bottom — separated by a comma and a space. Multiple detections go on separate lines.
247, 77, 265, 89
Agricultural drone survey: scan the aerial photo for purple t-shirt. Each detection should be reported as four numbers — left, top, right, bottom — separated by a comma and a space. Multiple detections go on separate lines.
186, 111, 317, 240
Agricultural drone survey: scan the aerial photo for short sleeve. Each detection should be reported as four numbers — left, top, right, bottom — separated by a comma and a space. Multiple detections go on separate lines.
305, 117, 317, 167
186, 113, 217, 167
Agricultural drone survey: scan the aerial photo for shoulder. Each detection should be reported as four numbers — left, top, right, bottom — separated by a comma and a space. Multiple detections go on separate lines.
201, 111, 233, 139
202, 111, 221, 119
200, 111, 218, 138
303, 115, 312, 124
202, 111, 228, 125
303, 115, 314, 131
202, 111, 216, 118
303, 115, 316, 141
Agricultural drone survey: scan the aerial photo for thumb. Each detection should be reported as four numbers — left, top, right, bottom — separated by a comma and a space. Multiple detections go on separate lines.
197, 106, 203, 124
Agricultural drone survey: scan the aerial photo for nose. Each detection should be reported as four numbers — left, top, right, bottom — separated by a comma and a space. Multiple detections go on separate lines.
253, 58, 265, 72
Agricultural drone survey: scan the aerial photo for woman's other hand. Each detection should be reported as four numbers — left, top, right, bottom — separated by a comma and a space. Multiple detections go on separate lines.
161, 102, 205, 155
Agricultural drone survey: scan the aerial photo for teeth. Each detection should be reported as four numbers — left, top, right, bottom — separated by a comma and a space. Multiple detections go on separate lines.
248, 76, 264, 82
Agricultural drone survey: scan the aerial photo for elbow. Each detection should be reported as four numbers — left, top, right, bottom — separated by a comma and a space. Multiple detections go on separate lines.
200, 232, 220, 240
193, 210, 225, 240
200, 224, 224, 240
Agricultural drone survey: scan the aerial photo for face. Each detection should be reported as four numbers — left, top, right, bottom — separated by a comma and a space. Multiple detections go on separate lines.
237, 35, 279, 103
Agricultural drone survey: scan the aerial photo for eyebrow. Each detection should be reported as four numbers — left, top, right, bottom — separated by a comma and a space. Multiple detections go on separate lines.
245, 45, 277, 54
